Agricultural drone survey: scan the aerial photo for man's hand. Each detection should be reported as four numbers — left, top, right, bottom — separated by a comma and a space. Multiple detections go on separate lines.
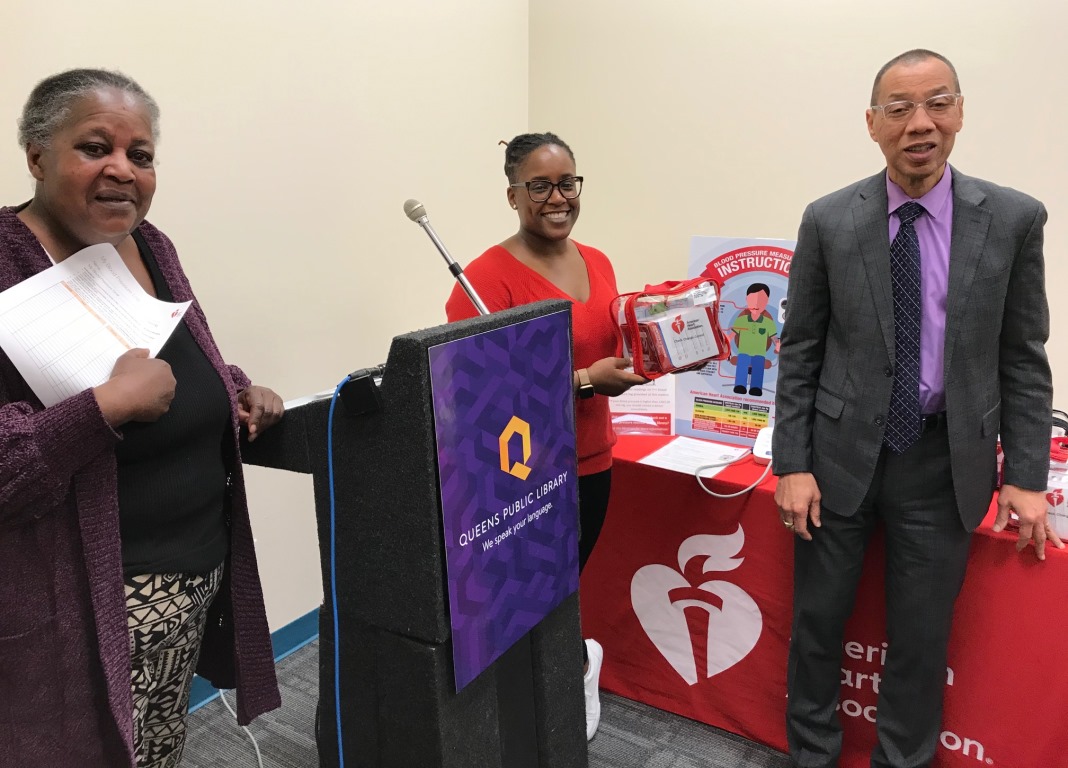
992, 484, 1065, 561
774, 472, 822, 541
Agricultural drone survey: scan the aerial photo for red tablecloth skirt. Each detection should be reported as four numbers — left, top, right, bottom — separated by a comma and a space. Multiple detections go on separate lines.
579, 435, 1068, 768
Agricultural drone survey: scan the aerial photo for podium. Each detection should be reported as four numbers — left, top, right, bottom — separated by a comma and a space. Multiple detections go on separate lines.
243, 300, 588, 768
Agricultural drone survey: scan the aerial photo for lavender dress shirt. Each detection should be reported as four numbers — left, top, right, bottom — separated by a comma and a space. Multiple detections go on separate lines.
887, 167, 953, 415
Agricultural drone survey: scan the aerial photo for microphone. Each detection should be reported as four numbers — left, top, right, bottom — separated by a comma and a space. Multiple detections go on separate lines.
404, 199, 489, 316
403, 199, 428, 224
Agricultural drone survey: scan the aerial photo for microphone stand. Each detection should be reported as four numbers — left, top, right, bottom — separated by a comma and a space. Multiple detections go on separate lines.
404, 200, 489, 316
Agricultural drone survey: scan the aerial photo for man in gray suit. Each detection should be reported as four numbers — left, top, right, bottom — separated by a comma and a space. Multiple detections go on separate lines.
772, 49, 1061, 768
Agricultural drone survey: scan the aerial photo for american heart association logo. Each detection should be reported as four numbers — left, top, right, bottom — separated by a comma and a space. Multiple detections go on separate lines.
631, 525, 762, 685
671, 315, 686, 334
1048, 488, 1064, 507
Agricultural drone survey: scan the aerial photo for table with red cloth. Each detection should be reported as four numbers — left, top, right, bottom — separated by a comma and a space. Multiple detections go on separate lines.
579, 434, 1068, 768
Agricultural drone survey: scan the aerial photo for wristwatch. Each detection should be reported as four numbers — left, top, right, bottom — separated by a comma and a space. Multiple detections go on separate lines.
576, 368, 595, 399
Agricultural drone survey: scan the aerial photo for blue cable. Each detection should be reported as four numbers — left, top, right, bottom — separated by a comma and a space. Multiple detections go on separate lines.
327, 375, 350, 768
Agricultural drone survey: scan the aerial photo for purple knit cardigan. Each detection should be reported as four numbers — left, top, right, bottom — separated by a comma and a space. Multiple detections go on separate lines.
0, 207, 280, 767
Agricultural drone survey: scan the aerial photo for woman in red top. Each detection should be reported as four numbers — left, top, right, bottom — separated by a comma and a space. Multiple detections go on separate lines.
446, 132, 645, 741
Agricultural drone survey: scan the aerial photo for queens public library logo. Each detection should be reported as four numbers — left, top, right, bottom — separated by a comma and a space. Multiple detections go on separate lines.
499, 415, 532, 480
429, 310, 577, 692
631, 526, 762, 685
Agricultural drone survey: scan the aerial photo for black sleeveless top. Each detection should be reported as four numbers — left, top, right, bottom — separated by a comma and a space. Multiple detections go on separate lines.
116, 233, 230, 576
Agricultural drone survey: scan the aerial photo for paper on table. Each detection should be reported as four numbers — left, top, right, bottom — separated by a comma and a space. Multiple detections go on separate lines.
283, 389, 335, 410
0, 243, 190, 407
638, 435, 749, 477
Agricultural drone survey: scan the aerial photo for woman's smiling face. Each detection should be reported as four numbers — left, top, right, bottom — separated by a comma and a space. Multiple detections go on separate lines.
508, 143, 580, 243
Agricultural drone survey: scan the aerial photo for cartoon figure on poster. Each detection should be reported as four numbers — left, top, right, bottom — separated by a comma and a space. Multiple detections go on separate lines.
728, 283, 780, 397
673, 237, 793, 446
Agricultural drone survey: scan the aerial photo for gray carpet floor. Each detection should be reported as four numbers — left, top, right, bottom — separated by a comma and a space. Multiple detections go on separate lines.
184, 639, 791, 767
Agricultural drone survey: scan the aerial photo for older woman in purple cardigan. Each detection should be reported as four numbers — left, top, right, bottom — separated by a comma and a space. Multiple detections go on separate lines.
0, 69, 283, 767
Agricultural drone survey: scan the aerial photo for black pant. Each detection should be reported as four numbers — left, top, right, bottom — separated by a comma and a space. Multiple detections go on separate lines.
578, 469, 612, 572
578, 469, 611, 662
787, 421, 973, 768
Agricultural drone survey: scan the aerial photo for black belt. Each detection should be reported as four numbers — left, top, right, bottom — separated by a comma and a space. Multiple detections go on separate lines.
921, 411, 947, 432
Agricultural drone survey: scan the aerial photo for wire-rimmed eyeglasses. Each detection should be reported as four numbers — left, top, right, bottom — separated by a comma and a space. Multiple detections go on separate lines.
510, 176, 583, 203
870, 93, 962, 122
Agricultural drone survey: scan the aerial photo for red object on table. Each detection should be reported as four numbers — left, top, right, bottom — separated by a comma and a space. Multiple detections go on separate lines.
580, 435, 1068, 768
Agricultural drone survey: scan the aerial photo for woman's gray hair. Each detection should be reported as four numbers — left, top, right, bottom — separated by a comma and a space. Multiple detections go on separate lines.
17, 68, 160, 149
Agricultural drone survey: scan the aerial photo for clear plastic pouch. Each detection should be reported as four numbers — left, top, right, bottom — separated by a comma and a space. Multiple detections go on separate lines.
611, 278, 730, 380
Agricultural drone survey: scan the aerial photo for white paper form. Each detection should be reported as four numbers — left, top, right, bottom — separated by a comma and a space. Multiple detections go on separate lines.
638, 436, 749, 478
0, 243, 190, 407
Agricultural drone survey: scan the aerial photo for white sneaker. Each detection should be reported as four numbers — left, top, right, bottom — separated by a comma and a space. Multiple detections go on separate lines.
583, 638, 603, 741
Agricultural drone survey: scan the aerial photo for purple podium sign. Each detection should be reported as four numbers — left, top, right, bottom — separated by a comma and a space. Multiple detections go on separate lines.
429, 309, 579, 692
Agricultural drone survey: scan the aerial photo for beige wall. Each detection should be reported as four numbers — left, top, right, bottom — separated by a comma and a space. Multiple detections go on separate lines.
530, 0, 1066, 397
0, 0, 529, 630
1, 1, 1063, 632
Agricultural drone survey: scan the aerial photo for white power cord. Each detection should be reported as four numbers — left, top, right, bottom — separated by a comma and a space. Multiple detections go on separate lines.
218, 689, 265, 768
694, 450, 773, 498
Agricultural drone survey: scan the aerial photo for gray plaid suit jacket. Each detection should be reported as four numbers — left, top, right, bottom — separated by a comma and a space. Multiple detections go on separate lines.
772, 167, 1052, 529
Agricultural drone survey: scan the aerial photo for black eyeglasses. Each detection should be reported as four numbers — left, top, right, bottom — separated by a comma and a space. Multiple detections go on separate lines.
510, 176, 583, 203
